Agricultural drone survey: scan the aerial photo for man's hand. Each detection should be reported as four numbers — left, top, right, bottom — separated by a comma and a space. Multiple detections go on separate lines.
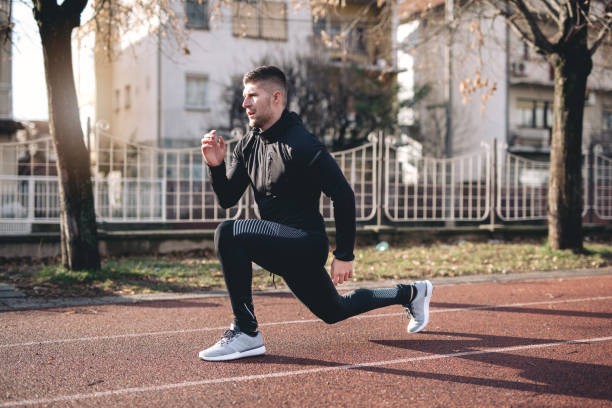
201, 130, 226, 167
331, 257, 353, 286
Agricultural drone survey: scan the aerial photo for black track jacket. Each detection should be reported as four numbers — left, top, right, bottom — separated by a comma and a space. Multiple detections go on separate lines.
208, 110, 356, 261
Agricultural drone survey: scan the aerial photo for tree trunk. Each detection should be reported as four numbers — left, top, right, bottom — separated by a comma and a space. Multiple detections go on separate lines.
547, 48, 592, 251
37, 9, 101, 270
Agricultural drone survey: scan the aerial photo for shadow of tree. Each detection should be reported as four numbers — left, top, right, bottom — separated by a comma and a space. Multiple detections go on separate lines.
370, 331, 612, 401
228, 331, 612, 401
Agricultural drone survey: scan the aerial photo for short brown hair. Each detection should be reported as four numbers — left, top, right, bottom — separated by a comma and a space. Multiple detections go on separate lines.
243, 66, 287, 104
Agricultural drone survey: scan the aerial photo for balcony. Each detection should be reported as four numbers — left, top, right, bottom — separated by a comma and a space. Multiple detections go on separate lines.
509, 127, 550, 153
509, 59, 554, 86
310, 32, 393, 72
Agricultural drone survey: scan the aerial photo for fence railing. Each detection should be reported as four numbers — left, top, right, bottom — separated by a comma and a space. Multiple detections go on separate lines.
384, 138, 490, 222
594, 147, 612, 220
324, 135, 378, 222
93, 130, 244, 222
0, 131, 610, 234
496, 151, 590, 221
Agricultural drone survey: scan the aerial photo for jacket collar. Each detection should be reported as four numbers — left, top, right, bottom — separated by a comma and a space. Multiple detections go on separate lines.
256, 110, 294, 143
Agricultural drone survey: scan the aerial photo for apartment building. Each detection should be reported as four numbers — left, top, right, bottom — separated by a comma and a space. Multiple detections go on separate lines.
83, 0, 397, 148
0, 0, 22, 142
398, 0, 612, 158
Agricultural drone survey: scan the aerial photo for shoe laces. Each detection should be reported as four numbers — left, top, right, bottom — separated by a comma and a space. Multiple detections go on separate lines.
401, 285, 415, 322
402, 304, 414, 322
219, 328, 239, 344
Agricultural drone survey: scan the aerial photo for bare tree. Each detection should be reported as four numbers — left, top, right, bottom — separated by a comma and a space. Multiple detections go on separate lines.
409, 0, 611, 251
30, 0, 190, 270
482, 0, 612, 251
32, 0, 100, 270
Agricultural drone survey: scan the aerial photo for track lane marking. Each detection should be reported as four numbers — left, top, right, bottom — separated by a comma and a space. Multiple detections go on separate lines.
1, 335, 611, 407
1, 295, 611, 348
358, 295, 612, 319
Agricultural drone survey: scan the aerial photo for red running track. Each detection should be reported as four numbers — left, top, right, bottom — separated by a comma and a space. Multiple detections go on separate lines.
1, 273, 612, 407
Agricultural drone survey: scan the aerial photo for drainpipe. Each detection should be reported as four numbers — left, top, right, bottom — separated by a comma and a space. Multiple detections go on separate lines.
505, 0, 510, 147
157, 11, 162, 148
445, 0, 454, 158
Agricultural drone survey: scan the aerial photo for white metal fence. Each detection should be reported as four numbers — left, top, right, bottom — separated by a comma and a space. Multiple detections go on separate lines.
496, 151, 590, 221
0, 137, 60, 234
323, 135, 378, 222
0, 132, 610, 234
594, 147, 612, 220
93, 130, 243, 222
384, 138, 490, 222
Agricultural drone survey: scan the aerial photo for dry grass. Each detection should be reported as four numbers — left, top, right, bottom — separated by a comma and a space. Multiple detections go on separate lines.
1, 239, 610, 298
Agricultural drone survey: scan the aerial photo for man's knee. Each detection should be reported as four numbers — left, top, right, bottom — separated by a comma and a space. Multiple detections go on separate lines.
311, 305, 344, 324
320, 314, 342, 325
214, 220, 235, 253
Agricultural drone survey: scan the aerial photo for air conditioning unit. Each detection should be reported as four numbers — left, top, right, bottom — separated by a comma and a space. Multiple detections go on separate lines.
511, 61, 527, 76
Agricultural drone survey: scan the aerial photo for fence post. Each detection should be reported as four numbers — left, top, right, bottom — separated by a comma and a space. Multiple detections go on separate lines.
86, 117, 91, 152
162, 152, 167, 221
376, 130, 383, 228
490, 137, 497, 229
587, 142, 594, 224
27, 178, 35, 222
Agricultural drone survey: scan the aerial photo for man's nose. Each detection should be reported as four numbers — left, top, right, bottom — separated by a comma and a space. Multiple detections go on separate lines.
242, 98, 250, 109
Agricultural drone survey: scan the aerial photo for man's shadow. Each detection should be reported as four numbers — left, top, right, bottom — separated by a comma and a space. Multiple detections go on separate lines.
233, 331, 612, 401
370, 331, 612, 401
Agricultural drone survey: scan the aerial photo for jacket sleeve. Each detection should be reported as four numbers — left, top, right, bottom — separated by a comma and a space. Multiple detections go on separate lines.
208, 147, 250, 209
295, 140, 356, 261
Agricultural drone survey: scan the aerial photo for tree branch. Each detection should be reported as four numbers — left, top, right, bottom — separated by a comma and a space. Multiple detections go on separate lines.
484, 0, 551, 53
538, 0, 561, 19
509, 0, 555, 52
31, 0, 60, 26
60, 0, 89, 21
589, 13, 612, 55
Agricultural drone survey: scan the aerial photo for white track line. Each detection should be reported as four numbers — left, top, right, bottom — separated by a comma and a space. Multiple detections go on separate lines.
1, 335, 611, 408
356, 295, 612, 319
2, 296, 611, 349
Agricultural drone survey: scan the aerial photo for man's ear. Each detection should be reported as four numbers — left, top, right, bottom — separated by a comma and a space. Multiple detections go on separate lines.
273, 91, 282, 105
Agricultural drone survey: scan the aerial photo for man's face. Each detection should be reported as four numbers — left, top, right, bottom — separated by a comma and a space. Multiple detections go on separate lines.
242, 81, 277, 131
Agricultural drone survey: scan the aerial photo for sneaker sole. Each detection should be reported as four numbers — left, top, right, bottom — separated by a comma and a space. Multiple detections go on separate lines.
199, 345, 266, 362
407, 280, 433, 333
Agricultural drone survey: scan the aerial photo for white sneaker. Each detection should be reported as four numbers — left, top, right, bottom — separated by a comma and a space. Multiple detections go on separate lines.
199, 324, 266, 361
406, 280, 433, 333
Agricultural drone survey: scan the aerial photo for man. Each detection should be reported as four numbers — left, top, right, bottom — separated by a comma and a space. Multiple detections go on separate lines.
199, 66, 433, 362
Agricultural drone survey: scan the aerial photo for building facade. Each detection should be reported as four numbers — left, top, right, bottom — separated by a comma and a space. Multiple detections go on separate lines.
81, 0, 397, 148
0, 0, 22, 142
398, 0, 612, 158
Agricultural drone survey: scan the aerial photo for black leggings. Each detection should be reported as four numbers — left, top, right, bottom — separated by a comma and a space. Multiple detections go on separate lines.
214, 219, 412, 333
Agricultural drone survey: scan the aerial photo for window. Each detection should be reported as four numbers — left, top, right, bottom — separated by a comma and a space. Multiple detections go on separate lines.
124, 85, 131, 110
114, 89, 120, 113
603, 110, 612, 131
348, 27, 367, 54
232, 0, 287, 41
517, 100, 533, 127
517, 99, 553, 129
185, 75, 208, 110
185, 0, 208, 30
313, 17, 367, 55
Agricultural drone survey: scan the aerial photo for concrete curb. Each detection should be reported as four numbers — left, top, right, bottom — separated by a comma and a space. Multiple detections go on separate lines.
1, 267, 611, 312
